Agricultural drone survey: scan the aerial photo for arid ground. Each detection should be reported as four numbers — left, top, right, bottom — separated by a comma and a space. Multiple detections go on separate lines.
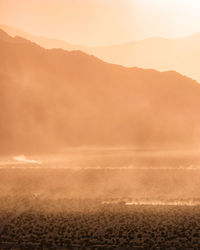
1, 150, 200, 248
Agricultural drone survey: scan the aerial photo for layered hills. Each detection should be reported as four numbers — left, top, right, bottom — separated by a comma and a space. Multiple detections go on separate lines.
1, 24, 200, 82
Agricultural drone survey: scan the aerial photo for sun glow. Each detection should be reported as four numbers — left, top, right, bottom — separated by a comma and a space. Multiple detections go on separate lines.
134, 0, 200, 12
136, 0, 200, 6
1, 0, 200, 44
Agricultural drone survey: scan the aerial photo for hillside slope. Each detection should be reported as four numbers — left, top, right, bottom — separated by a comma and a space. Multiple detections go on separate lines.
0, 29, 200, 153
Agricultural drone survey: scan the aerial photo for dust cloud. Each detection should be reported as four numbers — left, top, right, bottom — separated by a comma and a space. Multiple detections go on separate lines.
1, 148, 200, 204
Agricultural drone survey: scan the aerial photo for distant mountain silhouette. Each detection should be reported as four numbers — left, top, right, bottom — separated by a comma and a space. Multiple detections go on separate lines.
0, 29, 200, 153
0, 24, 85, 51
1, 24, 200, 82
88, 35, 200, 82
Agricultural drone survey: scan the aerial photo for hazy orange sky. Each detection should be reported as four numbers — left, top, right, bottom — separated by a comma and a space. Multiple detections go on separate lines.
1, 0, 200, 46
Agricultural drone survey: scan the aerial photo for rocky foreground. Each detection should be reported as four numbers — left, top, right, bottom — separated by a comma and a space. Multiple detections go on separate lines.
0, 196, 200, 249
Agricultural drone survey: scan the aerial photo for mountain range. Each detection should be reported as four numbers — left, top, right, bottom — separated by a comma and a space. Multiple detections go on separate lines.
0, 29, 200, 153
1, 24, 200, 82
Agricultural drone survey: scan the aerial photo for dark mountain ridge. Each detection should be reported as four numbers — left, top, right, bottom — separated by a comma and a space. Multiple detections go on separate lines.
0, 29, 200, 153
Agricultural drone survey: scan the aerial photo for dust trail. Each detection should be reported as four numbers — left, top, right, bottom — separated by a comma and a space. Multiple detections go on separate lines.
125, 201, 199, 206
102, 200, 200, 206
13, 155, 42, 165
